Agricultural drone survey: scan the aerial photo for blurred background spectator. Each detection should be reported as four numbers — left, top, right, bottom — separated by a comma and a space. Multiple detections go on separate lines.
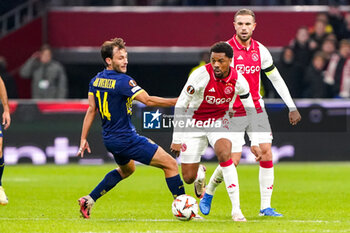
289, 26, 313, 75
20, 44, 68, 99
275, 47, 304, 98
324, 39, 350, 97
188, 51, 210, 76
327, 4, 346, 40
320, 38, 338, 65
309, 19, 330, 52
0, 57, 18, 99
281, 4, 350, 99
313, 13, 334, 34
303, 52, 332, 98
339, 12, 350, 39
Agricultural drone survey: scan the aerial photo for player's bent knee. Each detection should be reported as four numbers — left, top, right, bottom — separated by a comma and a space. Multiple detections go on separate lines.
161, 152, 178, 168
167, 157, 178, 170
180, 162, 199, 184
162, 155, 178, 173
118, 169, 134, 179
261, 149, 272, 160
182, 174, 196, 184
118, 163, 136, 179
216, 148, 231, 163
214, 139, 232, 162
182, 169, 196, 184
151, 149, 179, 178
181, 170, 195, 184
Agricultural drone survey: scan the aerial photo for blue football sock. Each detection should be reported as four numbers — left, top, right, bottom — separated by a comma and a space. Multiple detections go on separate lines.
89, 169, 122, 202
0, 156, 4, 186
166, 174, 185, 198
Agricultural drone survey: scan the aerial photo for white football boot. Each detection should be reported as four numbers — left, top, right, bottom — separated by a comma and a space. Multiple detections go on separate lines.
194, 164, 206, 198
0, 186, 8, 205
232, 209, 247, 222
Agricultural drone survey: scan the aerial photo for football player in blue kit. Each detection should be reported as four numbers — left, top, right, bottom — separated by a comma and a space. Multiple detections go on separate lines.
77, 38, 185, 219
0, 76, 11, 206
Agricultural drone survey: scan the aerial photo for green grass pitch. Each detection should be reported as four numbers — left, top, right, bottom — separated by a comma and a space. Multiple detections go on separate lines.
0, 162, 349, 233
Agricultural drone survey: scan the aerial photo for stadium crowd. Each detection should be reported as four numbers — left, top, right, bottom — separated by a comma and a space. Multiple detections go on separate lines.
270, 6, 350, 98
44, 0, 350, 6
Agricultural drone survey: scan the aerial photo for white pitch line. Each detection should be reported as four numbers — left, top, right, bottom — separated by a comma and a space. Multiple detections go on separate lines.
78, 231, 231, 233
3, 178, 33, 182
76, 230, 350, 233
0, 217, 346, 224
78, 231, 217, 233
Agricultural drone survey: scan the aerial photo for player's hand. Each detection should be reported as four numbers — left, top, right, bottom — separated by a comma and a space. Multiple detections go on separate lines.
250, 145, 262, 161
77, 139, 91, 158
2, 111, 11, 130
228, 110, 234, 118
289, 110, 301, 126
170, 143, 182, 157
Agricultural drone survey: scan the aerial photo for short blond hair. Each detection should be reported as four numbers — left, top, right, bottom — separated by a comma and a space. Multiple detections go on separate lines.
234, 8, 256, 22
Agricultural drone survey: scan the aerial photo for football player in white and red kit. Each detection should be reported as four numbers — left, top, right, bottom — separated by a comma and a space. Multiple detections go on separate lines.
199, 9, 302, 217
171, 42, 262, 221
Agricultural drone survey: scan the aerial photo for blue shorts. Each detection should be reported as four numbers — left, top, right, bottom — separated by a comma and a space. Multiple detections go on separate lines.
104, 133, 158, 166
0, 125, 3, 137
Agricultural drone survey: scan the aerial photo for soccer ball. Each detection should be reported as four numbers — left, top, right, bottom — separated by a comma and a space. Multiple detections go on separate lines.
172, 194, 198, 221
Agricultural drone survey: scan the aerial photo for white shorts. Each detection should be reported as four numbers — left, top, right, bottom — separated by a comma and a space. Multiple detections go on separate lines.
180, 131, 241, 164
229, 110, 273, 152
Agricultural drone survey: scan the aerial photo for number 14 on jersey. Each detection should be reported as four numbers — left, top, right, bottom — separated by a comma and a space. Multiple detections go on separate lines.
96, 90, 111, 121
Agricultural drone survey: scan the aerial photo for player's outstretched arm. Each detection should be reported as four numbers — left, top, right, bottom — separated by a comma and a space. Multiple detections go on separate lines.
171, 81, 197, 156
134, 91, 177, 107
170, 68, 201, 156
0, 76, 10, 130
77, 94, 97, 157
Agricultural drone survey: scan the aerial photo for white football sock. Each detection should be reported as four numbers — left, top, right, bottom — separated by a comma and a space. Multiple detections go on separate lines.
259, 166, 274, 210
220, 160, 240, 213
194, 165, 205, 182
206, 165, 223, 195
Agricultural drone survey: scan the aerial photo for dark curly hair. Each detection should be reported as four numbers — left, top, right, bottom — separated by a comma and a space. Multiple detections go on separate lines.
210, 42, 233, 58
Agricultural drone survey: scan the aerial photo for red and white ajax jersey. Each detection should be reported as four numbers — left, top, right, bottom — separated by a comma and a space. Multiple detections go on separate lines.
227, 35, 274, 116
176, 63, 250, 122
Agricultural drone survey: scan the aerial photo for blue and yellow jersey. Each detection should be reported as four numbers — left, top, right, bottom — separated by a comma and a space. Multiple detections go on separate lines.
88, 69, 144, 140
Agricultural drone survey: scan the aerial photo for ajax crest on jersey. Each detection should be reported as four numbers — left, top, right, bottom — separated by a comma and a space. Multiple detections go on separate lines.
172, 194, 198, 221
224, 86, 234, 95
252, 53, 259, 61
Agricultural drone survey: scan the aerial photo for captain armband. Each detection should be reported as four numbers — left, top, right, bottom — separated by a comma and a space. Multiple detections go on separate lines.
262, 64, 276, 76
239, 93, 250, 99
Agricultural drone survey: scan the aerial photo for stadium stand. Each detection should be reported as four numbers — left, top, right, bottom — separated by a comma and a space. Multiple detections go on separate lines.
0, 1, 349, 98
